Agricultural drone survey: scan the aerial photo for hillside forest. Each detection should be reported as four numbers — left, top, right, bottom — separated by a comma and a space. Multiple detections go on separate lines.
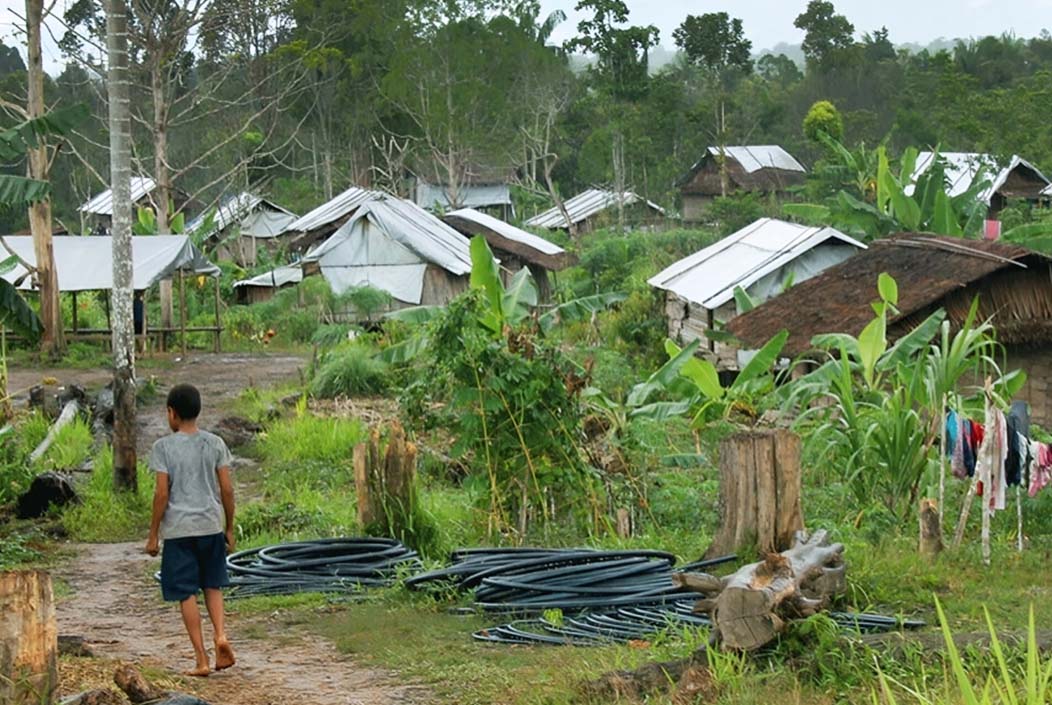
1, 0, 1051, 232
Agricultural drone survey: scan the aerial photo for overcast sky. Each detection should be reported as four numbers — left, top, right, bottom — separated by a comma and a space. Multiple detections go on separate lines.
2, 0, 1052, 74
539, 0, 1052, 50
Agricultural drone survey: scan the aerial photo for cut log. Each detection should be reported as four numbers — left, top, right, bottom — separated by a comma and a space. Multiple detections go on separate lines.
353, 421, 418, 540
919, 499, 943, 558
29, 400, 79, 463
707, 429, 803, 558
0, 571, 57, 705
679, 530, 845, 651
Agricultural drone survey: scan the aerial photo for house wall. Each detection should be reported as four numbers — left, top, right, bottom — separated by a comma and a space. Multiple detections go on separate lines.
682, 194, 712, 223
419, 264, 470, 308
1005, 346, 1052, 429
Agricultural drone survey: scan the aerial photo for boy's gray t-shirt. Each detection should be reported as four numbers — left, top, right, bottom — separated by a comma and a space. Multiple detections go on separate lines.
149, 431, 233, 540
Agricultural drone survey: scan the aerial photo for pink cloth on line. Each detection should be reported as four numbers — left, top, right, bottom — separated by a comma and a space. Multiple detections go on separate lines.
1030, 442, 1052, 498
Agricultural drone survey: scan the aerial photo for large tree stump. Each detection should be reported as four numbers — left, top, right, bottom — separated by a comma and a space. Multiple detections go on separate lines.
707, 428, 804, 558
353, 421, 418, 538
676, 530, 845, 651
0, 571, 57, 705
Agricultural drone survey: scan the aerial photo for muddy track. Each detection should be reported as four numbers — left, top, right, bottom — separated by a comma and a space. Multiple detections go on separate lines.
10, 352, 427, 703
54, 542, 429, 705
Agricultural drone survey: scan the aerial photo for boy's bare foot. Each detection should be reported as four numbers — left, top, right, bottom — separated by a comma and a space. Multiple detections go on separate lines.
184, 665, 211, 678
214, 640, 236, 671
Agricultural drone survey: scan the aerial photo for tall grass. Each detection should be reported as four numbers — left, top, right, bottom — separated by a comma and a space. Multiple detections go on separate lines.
255, 414, 365, 471
63, 448, 153, 542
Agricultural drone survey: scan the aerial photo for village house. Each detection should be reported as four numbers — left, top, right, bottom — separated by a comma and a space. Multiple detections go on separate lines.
727, 234, 1052, 426
909, 152, 1050, 214
78, 176, 190, 234
526, 188, 665, 234
410, 165, 515, 220
677, 146, 807, 223
648, 217, 865, 371
281, 186, 384, 253
442, 207, 574, 302
187, 192, 299, 267
300, 196, 473, 312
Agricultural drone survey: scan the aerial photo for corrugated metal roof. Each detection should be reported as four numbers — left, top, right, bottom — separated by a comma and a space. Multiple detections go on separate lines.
444, 208, 572, 271
303, 196, 473, 275
187, 192, 298, 240
284, 186, 383, 233
445, 208, 563, 256
909, 152, 1051, 203
648, 218, 866, 310
525, 189, 665, 229
79, 177, 157, 215
233, 265, 303, 289
704, 146, 805, 174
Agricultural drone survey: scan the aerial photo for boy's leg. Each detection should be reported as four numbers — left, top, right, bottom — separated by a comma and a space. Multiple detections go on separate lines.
204, 588, 235, 670
179, 596, 211, 676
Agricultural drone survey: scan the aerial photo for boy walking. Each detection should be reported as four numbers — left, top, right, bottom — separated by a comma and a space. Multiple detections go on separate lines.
145, 384, 236, 677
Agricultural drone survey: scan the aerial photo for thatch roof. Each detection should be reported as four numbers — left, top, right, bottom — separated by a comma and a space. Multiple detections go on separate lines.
727, 234, 1052, 355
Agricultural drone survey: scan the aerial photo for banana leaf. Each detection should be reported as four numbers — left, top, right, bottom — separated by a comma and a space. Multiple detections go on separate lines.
538, 292, 626, 333
0, 276, 43, 342
385, 305, 444, 324
733, 329, 788, 388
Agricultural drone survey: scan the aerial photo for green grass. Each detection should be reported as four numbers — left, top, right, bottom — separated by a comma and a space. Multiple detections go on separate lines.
32, 416, 94, 471
310, 600, 708, 705
62, 448, 154, 542
253, 413, 365, 471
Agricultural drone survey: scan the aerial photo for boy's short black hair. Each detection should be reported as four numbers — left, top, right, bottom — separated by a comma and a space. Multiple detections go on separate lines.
167, 384, 201, 420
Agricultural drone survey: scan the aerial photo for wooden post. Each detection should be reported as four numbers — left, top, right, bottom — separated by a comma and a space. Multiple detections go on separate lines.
919, 499, 943, 557
939, 394, 947, 532
0, 571, 57, 705
707, 429, 804, 557
213, 275, 221, 353
179, 269, 187, 356
71, 291, 78, 333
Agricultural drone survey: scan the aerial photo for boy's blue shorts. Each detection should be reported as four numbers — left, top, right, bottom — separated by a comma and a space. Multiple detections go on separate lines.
160, 532, 230, 602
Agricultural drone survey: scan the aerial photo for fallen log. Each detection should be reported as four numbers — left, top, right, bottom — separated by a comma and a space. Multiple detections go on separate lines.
29, 399, 79, 464
113, 664, 211, 705
675, 529, 846, 651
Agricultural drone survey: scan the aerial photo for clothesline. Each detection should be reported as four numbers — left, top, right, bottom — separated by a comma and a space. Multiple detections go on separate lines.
946, 405, 1052, 500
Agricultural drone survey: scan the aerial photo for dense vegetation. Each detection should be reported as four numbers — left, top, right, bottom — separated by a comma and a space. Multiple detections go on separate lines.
1, 0, 1052, 235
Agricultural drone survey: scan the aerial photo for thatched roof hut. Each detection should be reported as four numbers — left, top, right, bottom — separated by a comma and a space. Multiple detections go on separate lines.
727, 234, 1052, 425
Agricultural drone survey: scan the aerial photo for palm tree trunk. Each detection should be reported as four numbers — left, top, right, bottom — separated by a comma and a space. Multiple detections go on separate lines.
106, 0, 137, 491
26, 0, 64, 358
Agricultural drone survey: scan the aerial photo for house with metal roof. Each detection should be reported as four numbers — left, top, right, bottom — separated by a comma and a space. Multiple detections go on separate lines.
281, 186, 384, 253
678, 146, 807, 223
78, 176, 190, 233
649, 217, 865, 370
301, 196, 473, 310
410, 165, 515, 219
727, 235, 1052, 426
525, 188, 665, 234
443, 207, 574, 301
232, 265, 304, 305
908, 152, 1050, 213
187, 192, 298, 267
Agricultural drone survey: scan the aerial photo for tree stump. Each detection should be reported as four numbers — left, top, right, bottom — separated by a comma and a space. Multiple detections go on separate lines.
706, 428, 804, 558
676, 530, 846, 651
0, 571, 57, 705
919, 499, 943, 558
353, 421, 418, 538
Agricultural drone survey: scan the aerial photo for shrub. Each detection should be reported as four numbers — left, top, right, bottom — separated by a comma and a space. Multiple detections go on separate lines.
310, 345, 389, 398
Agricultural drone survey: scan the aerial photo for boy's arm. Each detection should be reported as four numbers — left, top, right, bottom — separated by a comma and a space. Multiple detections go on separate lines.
145, 472, 168, 556
217, 465, 235, 552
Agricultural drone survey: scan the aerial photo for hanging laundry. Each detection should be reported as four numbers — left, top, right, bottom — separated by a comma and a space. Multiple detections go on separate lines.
963, 420, 979, 478
1005, 402, 1030, 487
975, 405, 1007, 514
946, 411, 969, 479
1030, 442, 1052, 498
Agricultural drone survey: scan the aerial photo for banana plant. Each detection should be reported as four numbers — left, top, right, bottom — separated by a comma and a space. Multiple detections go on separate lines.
381, 236, 626, 362
786, 143, 990, 240
132, 200, 186, 235
659, 329, 790, 425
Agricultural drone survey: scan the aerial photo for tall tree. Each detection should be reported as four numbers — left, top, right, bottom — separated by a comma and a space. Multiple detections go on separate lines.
105, 0, 137, 491
673, 12, 753, 196
25, 0, 64, 356
794, 0, 855, 70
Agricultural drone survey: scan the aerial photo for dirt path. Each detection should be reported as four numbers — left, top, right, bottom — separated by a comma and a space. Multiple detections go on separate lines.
54, 542, 429, 705
11, 352, 426, 703
7, 351, 307, 455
